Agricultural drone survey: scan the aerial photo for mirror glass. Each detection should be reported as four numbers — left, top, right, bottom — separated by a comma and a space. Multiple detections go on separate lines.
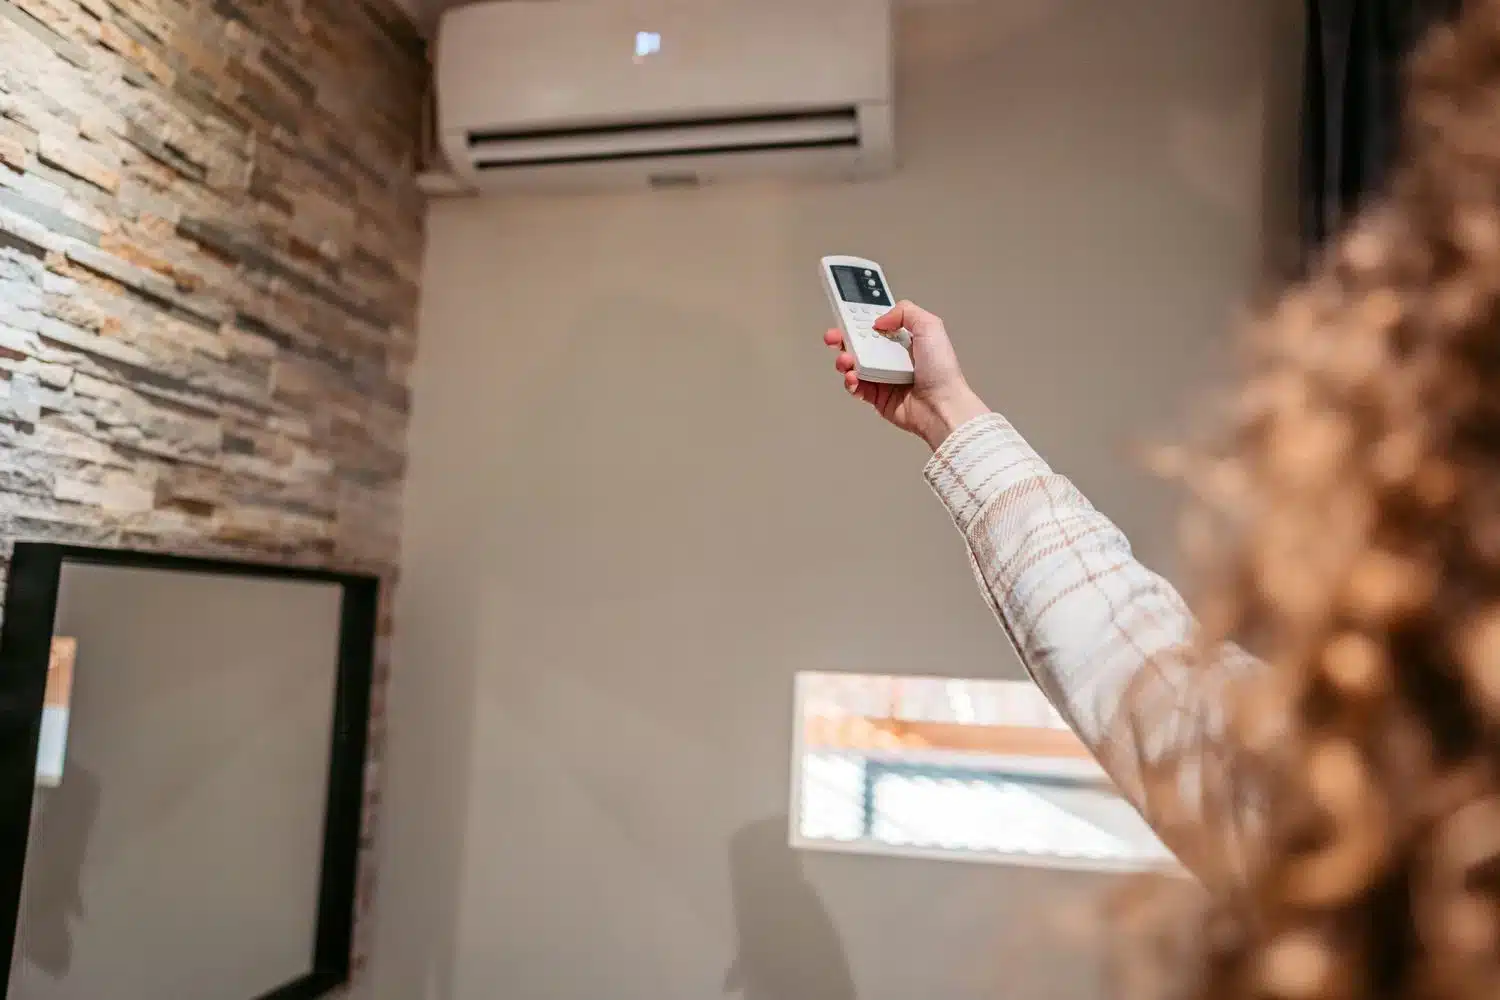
8, 562, 344, 1000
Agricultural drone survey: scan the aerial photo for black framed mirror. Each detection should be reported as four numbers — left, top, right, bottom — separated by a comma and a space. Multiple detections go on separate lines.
0, 543, 378, 1000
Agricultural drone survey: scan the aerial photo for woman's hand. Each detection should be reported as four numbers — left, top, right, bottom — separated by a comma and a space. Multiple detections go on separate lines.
825, 300, 990, 450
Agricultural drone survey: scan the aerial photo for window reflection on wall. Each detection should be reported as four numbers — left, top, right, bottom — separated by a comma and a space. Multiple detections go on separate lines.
790, 673, 1175, 872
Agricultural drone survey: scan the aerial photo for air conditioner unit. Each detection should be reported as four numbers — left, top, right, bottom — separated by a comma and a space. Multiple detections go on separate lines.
435, 0, 895, 193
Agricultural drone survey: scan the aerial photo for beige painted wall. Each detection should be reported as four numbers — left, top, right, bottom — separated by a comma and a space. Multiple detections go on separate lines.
377, 1, 1301, 998
11, 565, 344, 1000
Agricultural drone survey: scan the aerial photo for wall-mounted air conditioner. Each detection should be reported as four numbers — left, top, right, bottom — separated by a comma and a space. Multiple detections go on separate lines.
435, 0, 895, 193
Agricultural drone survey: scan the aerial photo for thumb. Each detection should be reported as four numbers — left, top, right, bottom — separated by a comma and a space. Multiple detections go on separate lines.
873, 299, 939, 339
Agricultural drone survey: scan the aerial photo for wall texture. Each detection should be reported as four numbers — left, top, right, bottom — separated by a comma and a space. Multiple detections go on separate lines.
0, 0, 427, 980
382, 1, 1300, 999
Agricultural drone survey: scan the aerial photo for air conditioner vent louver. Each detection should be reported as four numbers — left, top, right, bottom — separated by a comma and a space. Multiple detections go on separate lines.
465, 109, 860, 171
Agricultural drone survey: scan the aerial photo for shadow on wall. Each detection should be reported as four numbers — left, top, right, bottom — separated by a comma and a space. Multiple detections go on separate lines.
724, 816, 855, 1000
21, 761, 101, 977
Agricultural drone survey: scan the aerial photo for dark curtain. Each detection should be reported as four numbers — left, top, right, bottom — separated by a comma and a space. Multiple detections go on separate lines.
1300, 0, 1461, 262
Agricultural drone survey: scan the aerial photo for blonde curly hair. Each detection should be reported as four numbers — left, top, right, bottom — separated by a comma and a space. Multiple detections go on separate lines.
1113, 4, 1500, 999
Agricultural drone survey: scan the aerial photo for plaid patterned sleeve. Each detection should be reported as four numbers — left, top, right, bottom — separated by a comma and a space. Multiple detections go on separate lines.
924, 413, 1261, 876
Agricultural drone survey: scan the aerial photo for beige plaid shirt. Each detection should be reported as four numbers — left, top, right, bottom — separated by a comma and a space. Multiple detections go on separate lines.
924, 413, 1258, 872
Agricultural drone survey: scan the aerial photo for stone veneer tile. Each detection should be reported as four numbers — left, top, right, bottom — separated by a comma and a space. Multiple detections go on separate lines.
0, 0, 426, 986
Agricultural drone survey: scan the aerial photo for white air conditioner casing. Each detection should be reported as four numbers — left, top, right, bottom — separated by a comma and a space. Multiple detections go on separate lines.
436, 0, 895, 193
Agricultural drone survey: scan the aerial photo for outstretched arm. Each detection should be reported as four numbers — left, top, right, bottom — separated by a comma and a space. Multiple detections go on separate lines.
924, 412, 1259, 877
827, 302, 1260, 880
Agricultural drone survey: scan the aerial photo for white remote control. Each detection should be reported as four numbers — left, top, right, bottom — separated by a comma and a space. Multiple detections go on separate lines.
820, 255, 914, 385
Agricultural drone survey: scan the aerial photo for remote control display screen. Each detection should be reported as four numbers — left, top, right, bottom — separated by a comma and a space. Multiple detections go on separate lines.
831, 265, 890, 307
